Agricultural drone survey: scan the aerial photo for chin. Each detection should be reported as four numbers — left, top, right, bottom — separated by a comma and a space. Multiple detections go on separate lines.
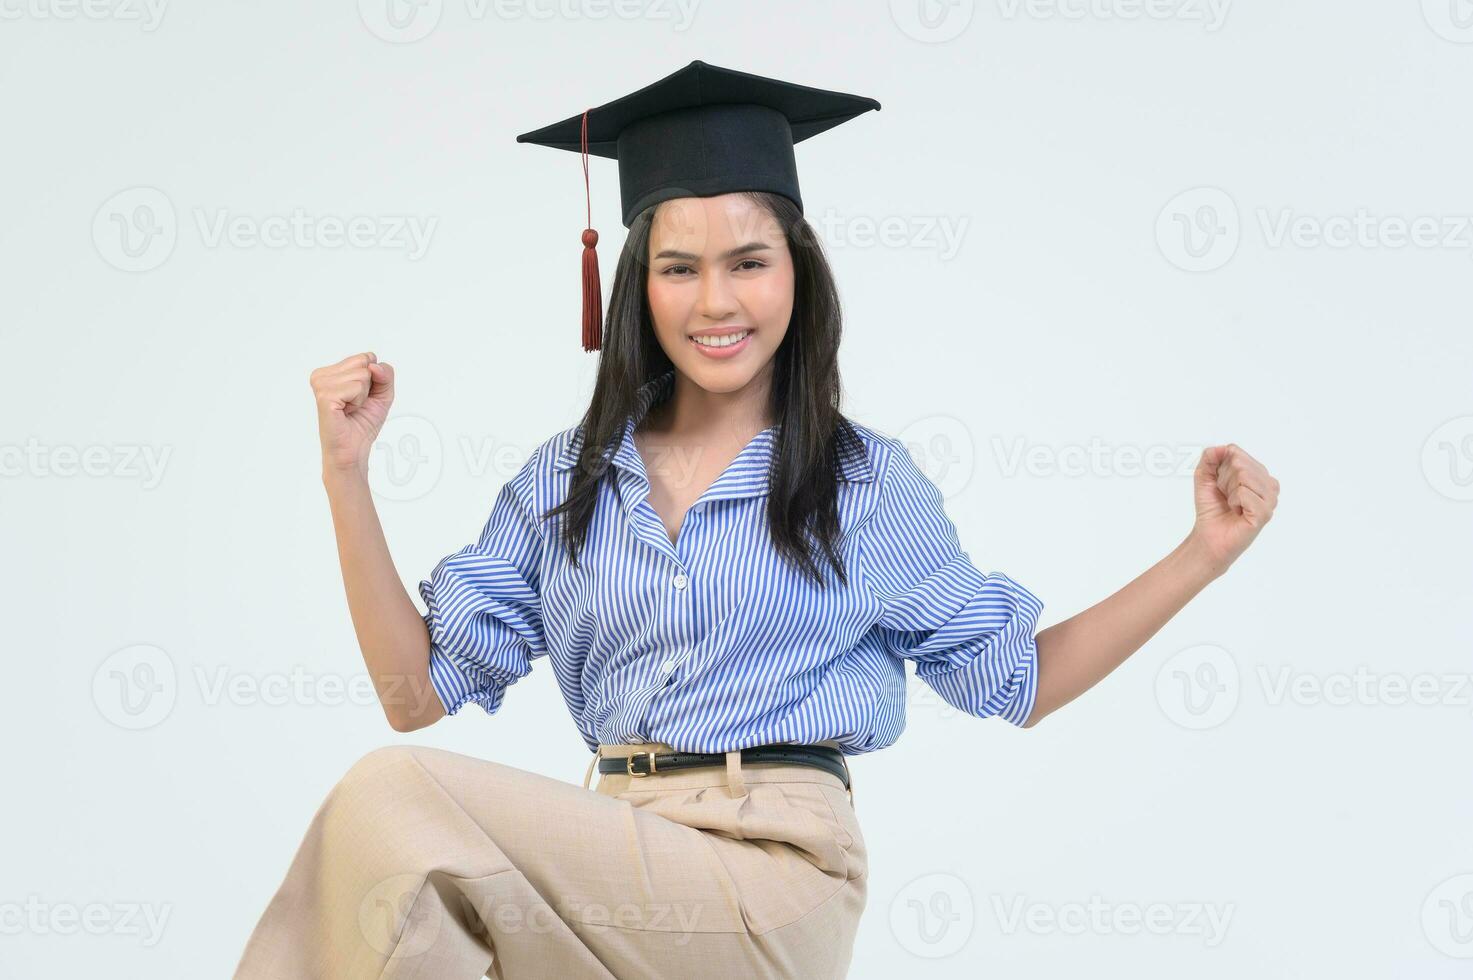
691, 355, 778, 391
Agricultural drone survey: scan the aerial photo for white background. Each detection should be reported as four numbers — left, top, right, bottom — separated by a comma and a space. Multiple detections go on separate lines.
3, 1, 1470, 976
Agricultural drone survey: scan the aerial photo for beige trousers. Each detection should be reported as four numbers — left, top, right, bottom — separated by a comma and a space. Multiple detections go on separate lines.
232, 740, 866, 979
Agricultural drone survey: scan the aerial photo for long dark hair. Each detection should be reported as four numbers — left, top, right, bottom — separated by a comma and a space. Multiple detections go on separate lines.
541, 191, 866, 588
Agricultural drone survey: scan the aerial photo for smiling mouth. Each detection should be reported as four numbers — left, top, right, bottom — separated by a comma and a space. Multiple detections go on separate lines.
688, 329, 753, 349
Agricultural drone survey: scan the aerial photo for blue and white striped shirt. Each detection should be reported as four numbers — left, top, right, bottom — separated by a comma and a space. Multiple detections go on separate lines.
418, 368, 1044, 756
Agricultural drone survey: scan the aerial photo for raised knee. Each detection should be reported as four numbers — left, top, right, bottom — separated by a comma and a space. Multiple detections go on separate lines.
336, 744, 425, 794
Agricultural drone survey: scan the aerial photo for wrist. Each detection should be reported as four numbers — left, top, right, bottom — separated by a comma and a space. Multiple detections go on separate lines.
1176, 530, 1228, 584
321, 462, 370, 491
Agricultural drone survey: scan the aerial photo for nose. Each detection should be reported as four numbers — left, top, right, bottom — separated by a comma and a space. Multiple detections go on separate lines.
695, 266, 739, 321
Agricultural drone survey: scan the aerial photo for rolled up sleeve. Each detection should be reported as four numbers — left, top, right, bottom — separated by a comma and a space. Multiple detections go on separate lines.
857, 438, 1045, 726
418, 467, 546, 717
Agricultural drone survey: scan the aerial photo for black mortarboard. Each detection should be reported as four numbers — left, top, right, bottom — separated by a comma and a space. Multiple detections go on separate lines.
515, 60, 881, 352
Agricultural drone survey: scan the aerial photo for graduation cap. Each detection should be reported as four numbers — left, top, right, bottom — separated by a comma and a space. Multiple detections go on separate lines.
515, 60, 881, 352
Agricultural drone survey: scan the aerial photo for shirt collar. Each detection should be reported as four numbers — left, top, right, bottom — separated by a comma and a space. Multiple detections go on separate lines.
552, 368, 875, 490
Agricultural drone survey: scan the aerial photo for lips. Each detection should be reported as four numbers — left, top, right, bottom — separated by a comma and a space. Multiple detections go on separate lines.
689, 329, 751, 346
688, 328, 753, 359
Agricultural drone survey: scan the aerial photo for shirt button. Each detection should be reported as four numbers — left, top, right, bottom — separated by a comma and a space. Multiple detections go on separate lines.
660, 659, 677, 673
672, 572, 689, 590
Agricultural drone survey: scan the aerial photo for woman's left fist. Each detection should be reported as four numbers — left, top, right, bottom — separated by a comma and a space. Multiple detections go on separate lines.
1190, 443, 1280, 575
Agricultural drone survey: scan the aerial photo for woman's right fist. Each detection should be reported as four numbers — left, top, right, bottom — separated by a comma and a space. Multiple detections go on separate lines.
310, 352, 395, 476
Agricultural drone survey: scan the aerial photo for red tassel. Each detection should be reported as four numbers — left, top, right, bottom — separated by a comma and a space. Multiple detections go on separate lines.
581, 228, 601, 352
579, 109, 602, 352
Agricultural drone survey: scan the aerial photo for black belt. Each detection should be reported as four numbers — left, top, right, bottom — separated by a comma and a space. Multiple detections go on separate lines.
597, 744, 849, 790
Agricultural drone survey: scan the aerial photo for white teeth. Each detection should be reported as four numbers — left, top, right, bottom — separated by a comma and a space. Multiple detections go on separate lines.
691, 330, 751, 348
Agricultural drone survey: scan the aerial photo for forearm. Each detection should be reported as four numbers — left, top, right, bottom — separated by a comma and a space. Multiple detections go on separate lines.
1023, 533, 1223, 727
321, 467, 446, 731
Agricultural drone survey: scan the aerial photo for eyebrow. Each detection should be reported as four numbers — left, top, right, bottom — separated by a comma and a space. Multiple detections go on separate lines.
651, 242, 772, 262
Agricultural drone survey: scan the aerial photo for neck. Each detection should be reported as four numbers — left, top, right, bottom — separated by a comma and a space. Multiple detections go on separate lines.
644, 367, 777, 442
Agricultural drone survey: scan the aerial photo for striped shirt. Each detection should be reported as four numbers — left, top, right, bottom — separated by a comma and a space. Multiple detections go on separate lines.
418, 368, 1044, 756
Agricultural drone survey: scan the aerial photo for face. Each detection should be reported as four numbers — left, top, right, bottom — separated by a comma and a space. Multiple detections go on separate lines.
645, 193, 794, 396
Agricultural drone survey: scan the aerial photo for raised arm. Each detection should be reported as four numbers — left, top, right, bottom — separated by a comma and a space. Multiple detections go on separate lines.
1025, 443, 1280, 727
312, 351, 445, 732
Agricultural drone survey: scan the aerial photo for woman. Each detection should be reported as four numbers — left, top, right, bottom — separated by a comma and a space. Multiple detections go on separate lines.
234, 63, 1280, 980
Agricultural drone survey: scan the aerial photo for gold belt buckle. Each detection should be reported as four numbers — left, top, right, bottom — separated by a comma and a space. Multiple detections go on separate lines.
627, 751, 658, 777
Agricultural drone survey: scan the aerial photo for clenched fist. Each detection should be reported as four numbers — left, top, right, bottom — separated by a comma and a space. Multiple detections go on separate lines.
1190, 443, 1280, 575
310, 351, 394, 477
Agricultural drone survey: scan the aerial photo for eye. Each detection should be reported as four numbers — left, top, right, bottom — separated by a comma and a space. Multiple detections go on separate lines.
735, 259, 766, 271
661, 264, 694, 277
